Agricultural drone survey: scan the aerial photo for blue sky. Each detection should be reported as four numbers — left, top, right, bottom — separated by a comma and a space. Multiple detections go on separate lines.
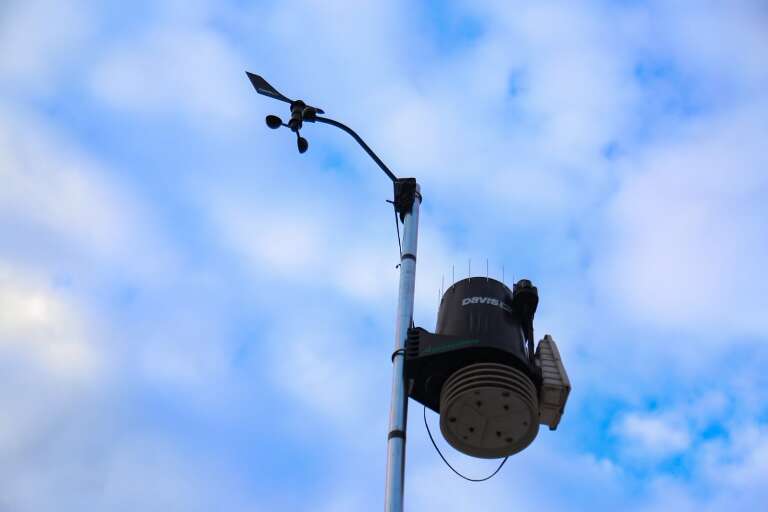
1, 0, 767, 510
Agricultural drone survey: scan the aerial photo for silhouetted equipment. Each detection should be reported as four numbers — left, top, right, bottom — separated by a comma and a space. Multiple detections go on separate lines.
265, 115, 283, 129
248, 72, 325, 159
297, 136, 308, 154
406, 277, 570, 458
245, 70, 572, 511
247, 72, 324, 112
245, 71, 399, 182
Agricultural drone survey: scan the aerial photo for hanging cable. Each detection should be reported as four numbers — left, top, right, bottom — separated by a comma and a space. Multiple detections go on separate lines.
394, 207, 403, 258
387, 199, 403, 258
423, 406, 508, 482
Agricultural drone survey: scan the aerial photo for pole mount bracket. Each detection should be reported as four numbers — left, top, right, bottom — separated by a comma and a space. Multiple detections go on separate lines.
393, 178, 418, 222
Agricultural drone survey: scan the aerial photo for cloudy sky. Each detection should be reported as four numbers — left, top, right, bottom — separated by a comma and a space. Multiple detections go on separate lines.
1, 0, 767, 510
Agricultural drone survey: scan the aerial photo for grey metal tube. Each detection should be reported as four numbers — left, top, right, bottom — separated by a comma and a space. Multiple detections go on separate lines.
384, 184, 421, 512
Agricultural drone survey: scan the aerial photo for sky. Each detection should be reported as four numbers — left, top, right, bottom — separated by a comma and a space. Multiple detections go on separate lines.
1, 0, 767, 510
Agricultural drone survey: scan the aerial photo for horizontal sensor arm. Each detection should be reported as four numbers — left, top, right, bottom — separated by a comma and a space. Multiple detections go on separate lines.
313, 116, 398, 183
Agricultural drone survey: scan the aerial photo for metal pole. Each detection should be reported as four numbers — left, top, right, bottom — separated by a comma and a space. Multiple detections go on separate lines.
385, 184, 421, 512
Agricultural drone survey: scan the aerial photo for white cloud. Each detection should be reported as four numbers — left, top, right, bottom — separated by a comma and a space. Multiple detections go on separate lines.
89, 25, 252, 128
210, 195, 331, 274
0, 104, 174, 276
712, 425, 768, 493
0, 0, 93, 93
265, 308, 386, 434
595, 107, 768, 337
0, 262, 103, 493
0, 261, 99, 377
0, 417, 264, 512
639, 423, 768, 511
98, 437, 260, 512
615, 412, 691, 459
404, 436, 626, 512
649, 0, 768, 95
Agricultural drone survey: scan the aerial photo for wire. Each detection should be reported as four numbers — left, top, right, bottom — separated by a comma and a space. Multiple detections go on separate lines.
395, 210, 403, 258
391, 348, 406, 363
391, 201, 403, 258
422, 406, 508, 482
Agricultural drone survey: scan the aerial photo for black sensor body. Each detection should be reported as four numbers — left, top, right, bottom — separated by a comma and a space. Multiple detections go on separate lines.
405, 277, 541, 413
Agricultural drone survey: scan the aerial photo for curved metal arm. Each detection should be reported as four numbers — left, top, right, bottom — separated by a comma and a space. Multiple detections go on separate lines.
314, 116, 398, 182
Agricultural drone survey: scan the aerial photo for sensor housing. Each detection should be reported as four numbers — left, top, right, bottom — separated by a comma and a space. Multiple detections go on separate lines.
405, 278, 570, 458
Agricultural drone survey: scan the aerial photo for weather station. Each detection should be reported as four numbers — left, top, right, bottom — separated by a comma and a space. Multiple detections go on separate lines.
246, 71, 571, 512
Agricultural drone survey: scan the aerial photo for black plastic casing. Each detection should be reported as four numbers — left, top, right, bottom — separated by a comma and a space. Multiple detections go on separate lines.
405, 277, 541, 412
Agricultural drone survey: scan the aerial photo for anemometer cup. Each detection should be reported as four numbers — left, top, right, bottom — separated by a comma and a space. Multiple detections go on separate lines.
265, 115, 283, 129
297, 136, 309, 154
